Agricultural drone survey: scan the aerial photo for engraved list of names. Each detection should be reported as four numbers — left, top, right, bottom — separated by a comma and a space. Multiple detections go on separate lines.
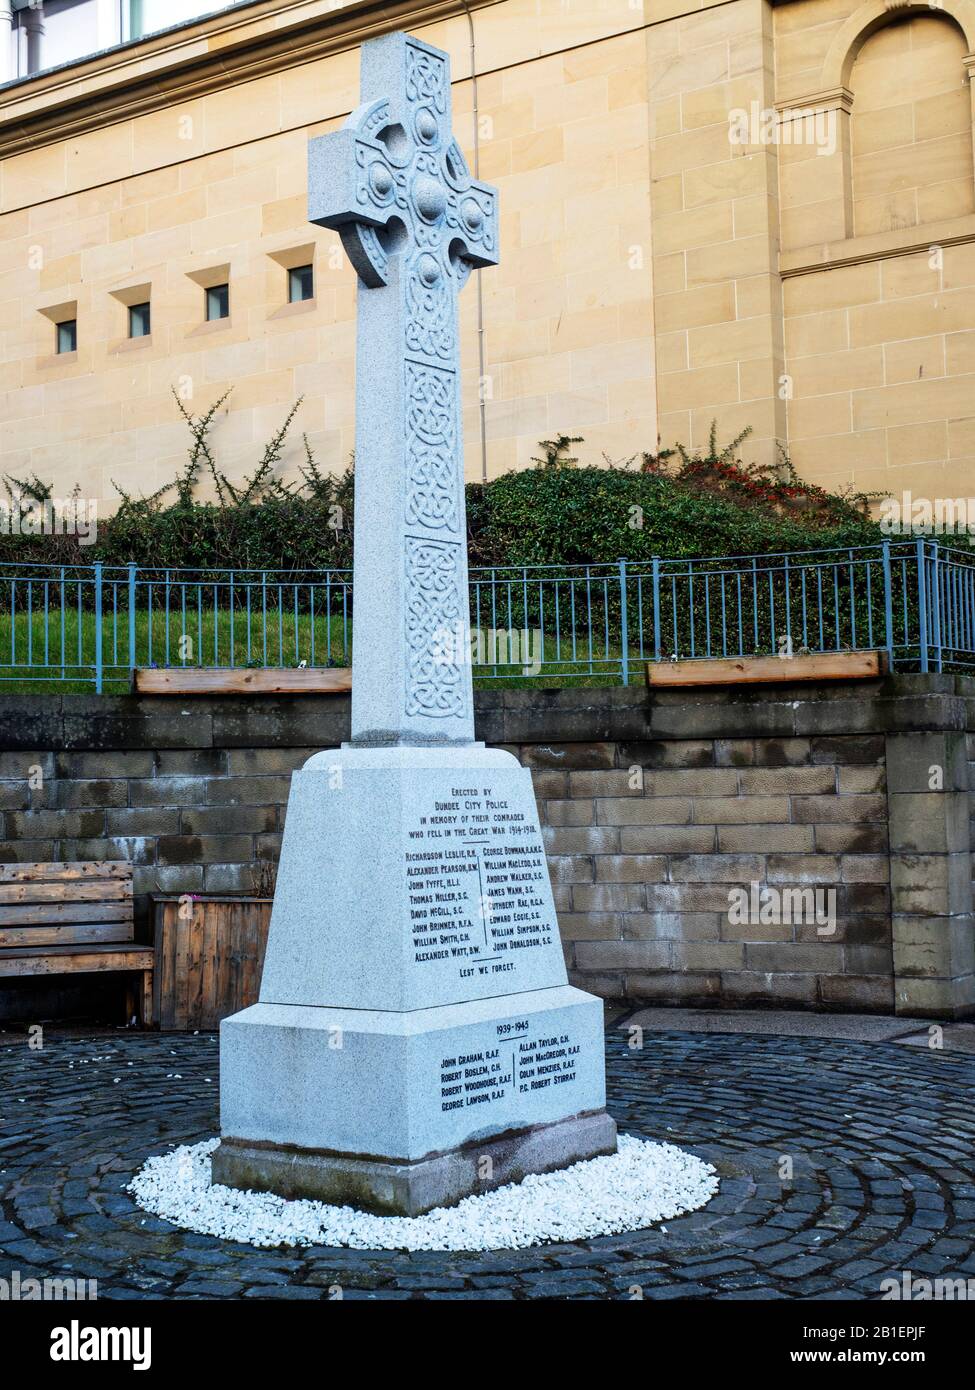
405, 779, 558, 994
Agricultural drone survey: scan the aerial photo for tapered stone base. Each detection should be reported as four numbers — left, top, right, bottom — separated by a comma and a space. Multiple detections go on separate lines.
212, 1109, 617, 1217
216, 744, 617, 1214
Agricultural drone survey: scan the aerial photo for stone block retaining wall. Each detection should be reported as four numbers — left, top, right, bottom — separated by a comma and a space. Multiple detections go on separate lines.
537, 733, 891, 1013
1, 674, 973, 1019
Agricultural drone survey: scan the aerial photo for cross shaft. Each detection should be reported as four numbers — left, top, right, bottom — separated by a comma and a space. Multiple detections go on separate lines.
309, 32, 499, 746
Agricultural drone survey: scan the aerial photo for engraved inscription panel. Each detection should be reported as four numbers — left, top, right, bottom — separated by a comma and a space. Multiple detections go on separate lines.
403, 777, 565, 1001
437, 1014, 586, 1119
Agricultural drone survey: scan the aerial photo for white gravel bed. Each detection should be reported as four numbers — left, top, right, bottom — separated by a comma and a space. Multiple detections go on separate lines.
127, 1134, 718, 1252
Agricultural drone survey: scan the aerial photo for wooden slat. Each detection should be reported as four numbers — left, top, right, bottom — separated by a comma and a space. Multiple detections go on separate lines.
241, 903, 257, 1022
0, 946, 153, 977
214, 902, 231, 1032
134, 667, 352, 695
229, 902, 244, 1016
164, 903, 179, 1031
0, 880, 132, 905
174, 909, 192, 1032
155, 904, 175, 1031
0, 923, 135, 948
187, 906, 204, 1030
0, 942, 151, 959
0, 862, 132, 883
0, 902, 132, 927
646, 650, 885, 688
256, 905, 270, 980
200, 907, 219, 1031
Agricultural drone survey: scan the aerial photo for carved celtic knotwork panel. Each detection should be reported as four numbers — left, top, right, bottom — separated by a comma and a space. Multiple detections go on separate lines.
405, 42, 448, 118
353, 139, 408, 217
405, 257, 453, 361
404, 361, 458, 531
404, 538, 466, 719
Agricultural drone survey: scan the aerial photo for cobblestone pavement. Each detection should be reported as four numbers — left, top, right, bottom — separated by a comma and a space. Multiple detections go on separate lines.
1, 1022, 973, 1300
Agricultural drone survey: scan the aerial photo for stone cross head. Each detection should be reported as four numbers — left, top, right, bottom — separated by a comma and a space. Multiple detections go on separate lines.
308, 31, 498, 294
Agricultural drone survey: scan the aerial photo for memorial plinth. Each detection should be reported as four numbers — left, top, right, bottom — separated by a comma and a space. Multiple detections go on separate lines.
212, 31, 616, 1216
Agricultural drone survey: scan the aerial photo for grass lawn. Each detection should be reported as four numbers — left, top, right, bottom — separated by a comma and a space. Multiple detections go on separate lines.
0, 608, 632, 693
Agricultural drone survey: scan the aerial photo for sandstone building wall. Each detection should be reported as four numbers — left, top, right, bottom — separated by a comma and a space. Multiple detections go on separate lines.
2, 0, 975, 507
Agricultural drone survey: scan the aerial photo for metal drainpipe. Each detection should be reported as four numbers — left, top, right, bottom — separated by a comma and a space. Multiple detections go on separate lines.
0, 2, 13, 86
460, 0, 490, 484
23, 0, 44, 76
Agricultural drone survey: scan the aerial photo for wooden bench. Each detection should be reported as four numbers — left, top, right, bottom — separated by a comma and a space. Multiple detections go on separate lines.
646, 650, 886, 688
0, 863, 154, 1026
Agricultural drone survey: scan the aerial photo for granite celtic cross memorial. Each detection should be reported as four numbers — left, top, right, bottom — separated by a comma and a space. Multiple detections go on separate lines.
213, 30, 617, 1215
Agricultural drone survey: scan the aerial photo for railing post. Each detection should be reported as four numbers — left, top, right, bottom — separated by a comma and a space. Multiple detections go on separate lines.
783, 551, 791, 655
618, 557, 629, 686
59, 566, 66, 680
94, 561, 103, 694
127, 563, 137, 675
930, 539, 942, 673
262, 571, 268, 668
881, 540, 894, 671
652, 554, 661, 662
916, 537, 929, 674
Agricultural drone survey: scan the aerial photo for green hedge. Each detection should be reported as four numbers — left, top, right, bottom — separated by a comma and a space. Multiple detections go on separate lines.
467, 467, 882, 568
1, 415, 886, 573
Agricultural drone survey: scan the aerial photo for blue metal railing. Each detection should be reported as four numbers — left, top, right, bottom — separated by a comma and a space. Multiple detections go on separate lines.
0, 540, 972, 689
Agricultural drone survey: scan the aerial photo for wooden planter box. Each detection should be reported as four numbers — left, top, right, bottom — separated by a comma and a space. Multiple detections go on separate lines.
152, 895, 272, 1031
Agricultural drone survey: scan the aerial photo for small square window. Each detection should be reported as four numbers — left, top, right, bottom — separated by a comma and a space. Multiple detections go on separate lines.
288, 264, 314, 304
56, 320, 77, 355
206, 284, 230, 322
129, 302, 151, 339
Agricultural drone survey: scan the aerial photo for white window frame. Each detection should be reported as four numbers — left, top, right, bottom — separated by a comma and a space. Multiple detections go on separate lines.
4, 2, 249, 80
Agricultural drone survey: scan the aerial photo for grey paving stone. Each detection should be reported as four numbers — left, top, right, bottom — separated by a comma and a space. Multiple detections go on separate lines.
1, 1024, 973, 1300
